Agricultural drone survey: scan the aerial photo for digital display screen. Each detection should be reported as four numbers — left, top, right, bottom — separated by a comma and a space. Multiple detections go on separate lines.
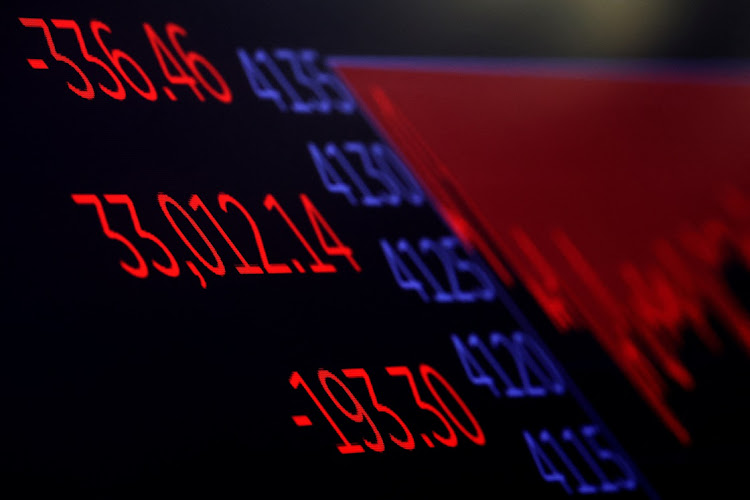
3, 1, 749, 498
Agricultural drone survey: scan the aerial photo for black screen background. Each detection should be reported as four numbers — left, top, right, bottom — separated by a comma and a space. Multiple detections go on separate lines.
2, 1, 750, 498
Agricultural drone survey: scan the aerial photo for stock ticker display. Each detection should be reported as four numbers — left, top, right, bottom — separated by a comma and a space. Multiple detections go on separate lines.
3, 1, 749, 498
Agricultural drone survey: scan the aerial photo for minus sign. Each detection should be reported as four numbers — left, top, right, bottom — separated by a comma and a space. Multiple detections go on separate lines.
27, 59, 48, 70
292, 415, 312, 427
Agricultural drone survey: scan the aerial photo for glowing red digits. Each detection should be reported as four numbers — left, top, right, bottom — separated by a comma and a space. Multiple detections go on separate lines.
50, 19, 126, 100
190, 195, 262, 274
165, 23, 233, 103
75, 191, 360, 285
292, 366, 484, 453
300, 194, 361, 272
158, 194, 225, 275
143, 23, 204, 101
419, 364, 486, 446
386, 366, 458, 447
20, 18, 94, 99
318, 370, 385, 452
265, 194, 335, 273
290, 372, 364, 454
72, 194, 147, 277
217, 193, 291, 274
22, 17, 230, 103
91, 20, 158, 101
103, 195, 179, 277
342, 368, 415, 450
